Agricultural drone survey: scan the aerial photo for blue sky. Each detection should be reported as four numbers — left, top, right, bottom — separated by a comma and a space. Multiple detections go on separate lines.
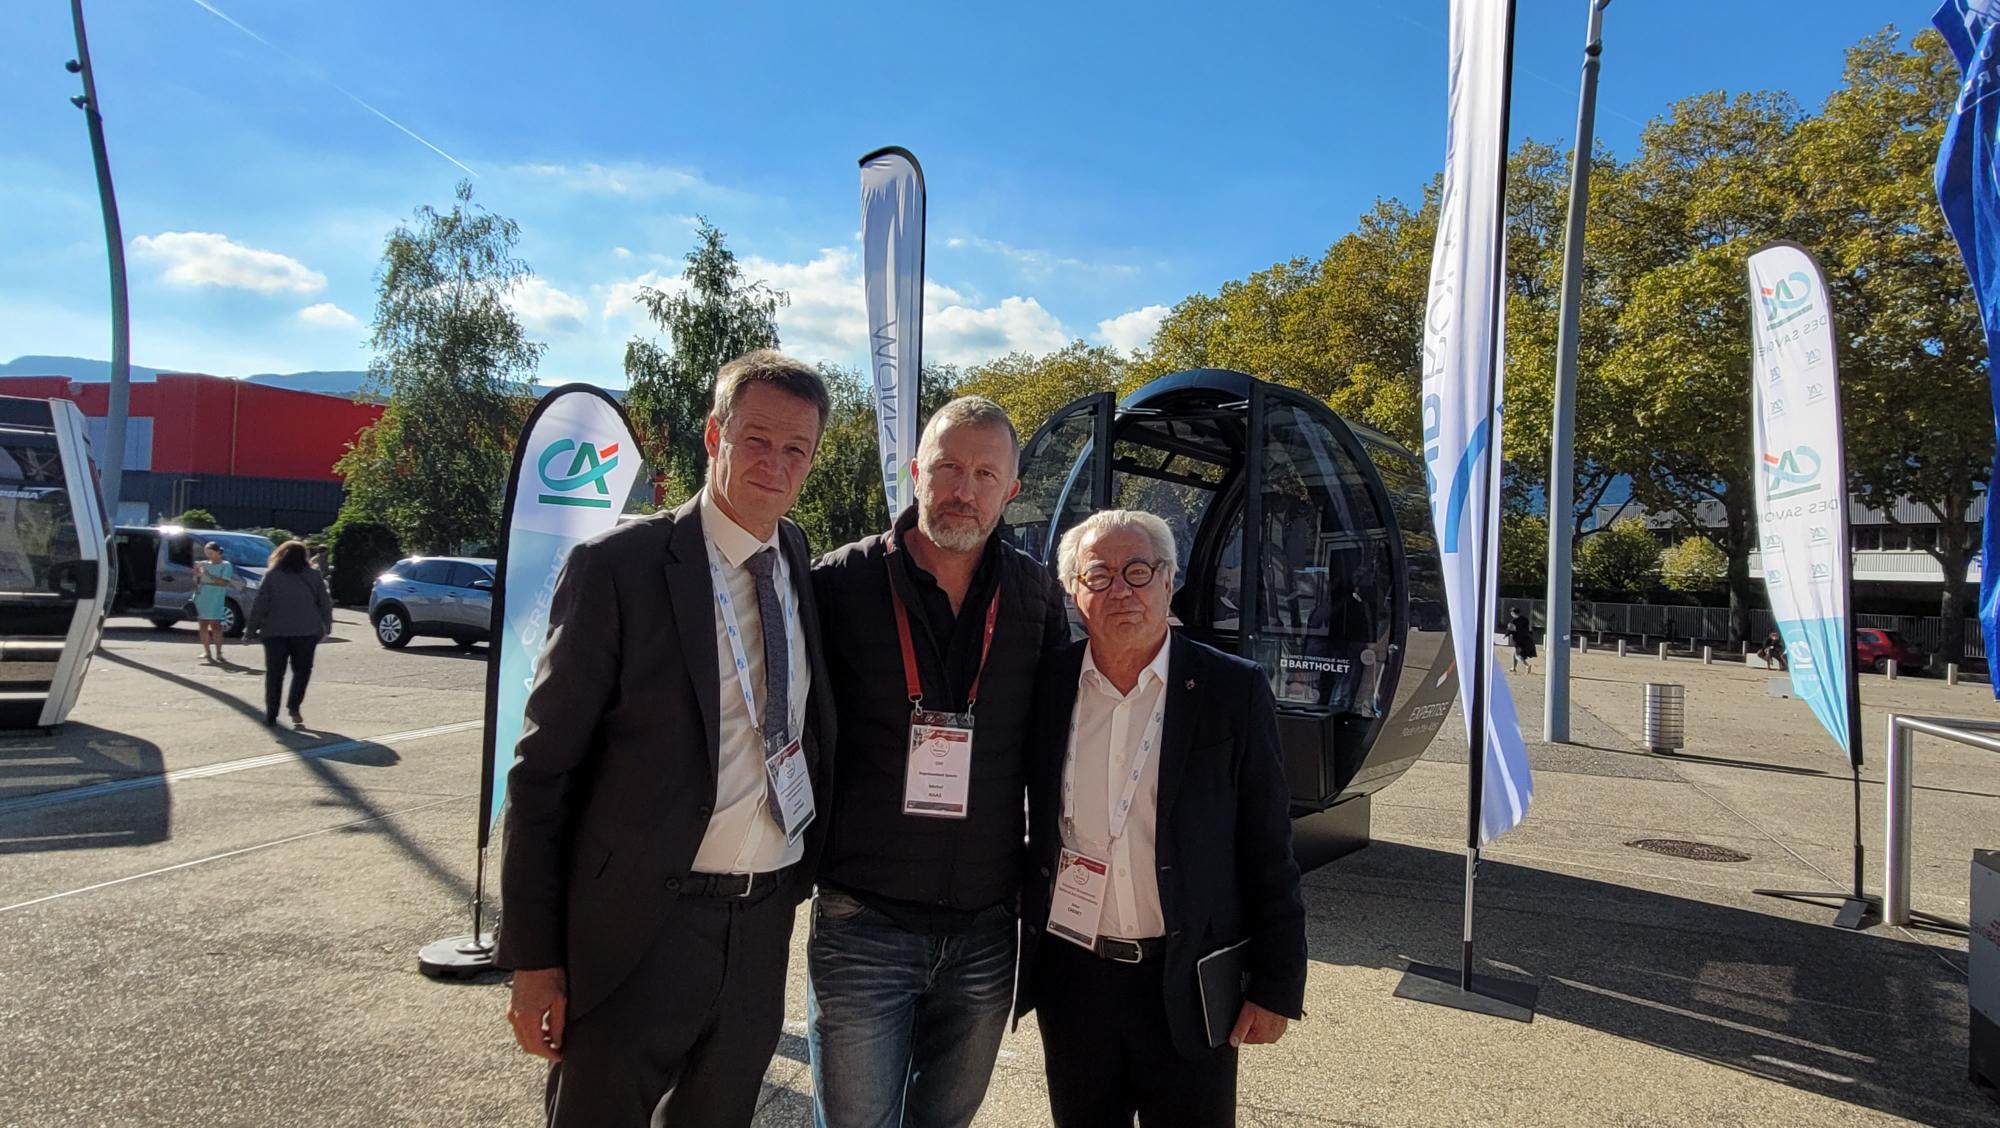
0, 1, 1929, 387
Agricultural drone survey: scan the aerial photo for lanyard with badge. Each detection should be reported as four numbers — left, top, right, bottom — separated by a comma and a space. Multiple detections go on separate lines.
704, 537, 815, 844
887, 535, 1001, 820
1047, 688, 1166, 950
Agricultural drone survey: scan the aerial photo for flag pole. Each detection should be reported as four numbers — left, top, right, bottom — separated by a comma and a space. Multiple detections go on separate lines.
1395, 0, 1539, 1021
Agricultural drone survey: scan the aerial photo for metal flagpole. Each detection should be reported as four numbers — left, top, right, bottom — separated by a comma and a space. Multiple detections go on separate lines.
1543, 0, 1612, 744
1395, 0, 1540, 1021
67, 0, 130, 523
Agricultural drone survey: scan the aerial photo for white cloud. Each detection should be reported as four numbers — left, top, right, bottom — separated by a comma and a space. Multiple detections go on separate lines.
587, 248, 1071, 370
130, 231, 325, 295
613, 246, 632, 259
597, 270, 682, 329
510, 161, 717, 200
1096, 304, 1169, 355
296, 302, 360, 330
948, 234, 1139, 280
926, 296, 1069, 365
509, 277, 589, 335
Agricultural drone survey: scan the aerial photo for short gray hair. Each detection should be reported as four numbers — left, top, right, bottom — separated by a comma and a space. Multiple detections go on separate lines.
711, 349, 831, 432
918, 395, 1019, 473
1056, 509, 1177, 590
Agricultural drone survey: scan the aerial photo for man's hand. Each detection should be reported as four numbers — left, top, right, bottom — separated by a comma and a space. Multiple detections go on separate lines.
507, 967, 568, 1061
1228, 1001, 1289, 1048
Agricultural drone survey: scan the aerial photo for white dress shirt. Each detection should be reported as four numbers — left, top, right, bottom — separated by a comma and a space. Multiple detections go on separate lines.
1061, 633, 1172, 940
691, 487, 809, 875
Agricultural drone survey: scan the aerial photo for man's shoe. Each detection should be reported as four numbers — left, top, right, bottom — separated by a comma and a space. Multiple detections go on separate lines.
289, 710, 305, 728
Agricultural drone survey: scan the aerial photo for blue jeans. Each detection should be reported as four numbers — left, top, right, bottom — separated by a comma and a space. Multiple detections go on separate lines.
807, 889, 1017, 1128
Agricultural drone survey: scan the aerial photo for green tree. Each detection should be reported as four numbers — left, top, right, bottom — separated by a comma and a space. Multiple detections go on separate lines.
960, 341, 1126, 438
337, 182, 540, 553
1593, 91, 1802, 641
1500, 511, 1550, 591
623, 220, 785, 504
170, 507, 219, 529
1575, 518, 1663, 595
1660, 535, 1729, 593
1797, 28, 1990, 661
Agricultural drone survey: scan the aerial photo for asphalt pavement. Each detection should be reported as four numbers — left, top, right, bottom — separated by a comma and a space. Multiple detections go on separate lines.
0, 617, 1994, 1126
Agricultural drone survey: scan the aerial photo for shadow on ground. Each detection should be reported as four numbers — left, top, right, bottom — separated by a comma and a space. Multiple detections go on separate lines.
1306, 841, 1991, 1126
0, 723, 169, 852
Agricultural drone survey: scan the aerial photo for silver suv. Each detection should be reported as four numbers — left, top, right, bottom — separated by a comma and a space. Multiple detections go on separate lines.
110, 526, 276, 638
368, 556, 495, 648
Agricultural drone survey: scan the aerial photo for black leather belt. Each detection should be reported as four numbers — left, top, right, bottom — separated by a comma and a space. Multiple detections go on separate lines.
1092, 936, 1164, 963
684, 864, 795, 900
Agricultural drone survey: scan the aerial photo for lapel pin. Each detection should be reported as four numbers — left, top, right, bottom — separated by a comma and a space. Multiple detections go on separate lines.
1185, 679, 1196, 690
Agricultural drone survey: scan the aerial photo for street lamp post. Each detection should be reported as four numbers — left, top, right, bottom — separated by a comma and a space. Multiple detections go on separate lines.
67, 0, 131, 525
1543, 0, 1611, 744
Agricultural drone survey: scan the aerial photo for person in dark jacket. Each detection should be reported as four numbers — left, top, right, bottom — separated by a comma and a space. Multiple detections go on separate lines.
1018, 509, 1306, 1127
499, 351, 836, 1127
807, 396, 1070, 1128
245, 539, 333, 728
1506, 607, 1536, 673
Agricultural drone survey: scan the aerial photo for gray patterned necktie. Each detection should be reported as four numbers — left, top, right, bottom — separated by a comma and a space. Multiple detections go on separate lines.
743, 547, 789, 746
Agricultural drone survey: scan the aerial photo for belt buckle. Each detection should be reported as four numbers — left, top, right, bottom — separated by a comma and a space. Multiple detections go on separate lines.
734, 872, 759, 899
1103, 938, 1144, 964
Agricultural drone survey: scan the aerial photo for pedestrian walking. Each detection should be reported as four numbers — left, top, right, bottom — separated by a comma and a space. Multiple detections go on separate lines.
245, 539, 333, 729
193, 541, 237, 664
1507, 607, 1536, 673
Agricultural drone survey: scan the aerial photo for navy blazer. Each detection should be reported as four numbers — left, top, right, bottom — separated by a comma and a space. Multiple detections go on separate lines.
1016, 631, 1308, 1059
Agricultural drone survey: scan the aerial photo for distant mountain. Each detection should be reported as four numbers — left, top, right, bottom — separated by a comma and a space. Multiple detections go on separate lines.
245, 370, 376, 397
0, 355, 167, 381
2, 355, 616, 401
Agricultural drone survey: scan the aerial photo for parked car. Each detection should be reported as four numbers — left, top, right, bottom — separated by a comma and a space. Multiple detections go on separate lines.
368, 557, 495, 648
1855, 627, 1925, 674
109, 526, 276, 638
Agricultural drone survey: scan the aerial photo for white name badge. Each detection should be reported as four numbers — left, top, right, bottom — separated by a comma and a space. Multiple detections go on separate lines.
1047, 847, 1109, 950
765, 736, 815, 844
902, 709, 974, 818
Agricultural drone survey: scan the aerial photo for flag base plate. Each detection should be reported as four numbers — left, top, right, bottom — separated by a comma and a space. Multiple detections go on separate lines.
418, 932, 497, 979
1753, 889, 1880, 931
1394, 961, 1539, 1022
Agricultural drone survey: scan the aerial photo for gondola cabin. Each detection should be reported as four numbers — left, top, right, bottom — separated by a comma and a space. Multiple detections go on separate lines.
0, 396, 110, 730
1005, 369, 1456, 868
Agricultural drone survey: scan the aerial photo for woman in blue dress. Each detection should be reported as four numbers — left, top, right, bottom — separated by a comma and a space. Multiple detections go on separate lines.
194, 541, 236, 664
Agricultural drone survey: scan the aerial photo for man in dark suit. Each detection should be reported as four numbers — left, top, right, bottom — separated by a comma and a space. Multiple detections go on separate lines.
1018, 509, 1307, 1128
498, 350, 835, 1127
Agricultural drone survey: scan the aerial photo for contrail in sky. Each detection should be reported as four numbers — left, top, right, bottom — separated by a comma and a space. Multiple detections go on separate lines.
186, 0, 477, 177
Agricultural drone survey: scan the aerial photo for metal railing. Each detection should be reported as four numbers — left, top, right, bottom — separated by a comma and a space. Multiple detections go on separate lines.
1882, 713, 1998, 929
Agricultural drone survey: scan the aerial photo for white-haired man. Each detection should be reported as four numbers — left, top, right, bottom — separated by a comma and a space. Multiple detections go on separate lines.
1016, 509, 1306, 1127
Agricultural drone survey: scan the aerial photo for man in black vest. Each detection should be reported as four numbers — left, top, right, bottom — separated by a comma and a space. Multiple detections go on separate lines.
808, 395, 1069, 1128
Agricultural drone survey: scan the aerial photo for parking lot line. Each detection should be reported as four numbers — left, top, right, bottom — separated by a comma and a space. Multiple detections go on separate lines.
0, 794, 468, 914
0, 719, 481, 818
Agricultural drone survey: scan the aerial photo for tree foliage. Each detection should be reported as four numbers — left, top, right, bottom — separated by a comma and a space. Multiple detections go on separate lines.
1660, 535, 1729, 593
1500, 511, 1549, 592
959, 342, 1125, 439
623, 220, 785, 504
1574, 519, 1663, 596
337, 182, 539, 554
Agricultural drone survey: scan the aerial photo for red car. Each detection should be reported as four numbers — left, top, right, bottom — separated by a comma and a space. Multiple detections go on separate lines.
1854, 627, 1925, 674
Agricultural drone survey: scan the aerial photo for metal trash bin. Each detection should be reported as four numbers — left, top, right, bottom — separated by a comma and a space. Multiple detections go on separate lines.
1643, 683, 1685, 753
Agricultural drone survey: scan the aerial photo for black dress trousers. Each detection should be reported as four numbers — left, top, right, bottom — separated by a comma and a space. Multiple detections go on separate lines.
1034, 937, 1239, 1128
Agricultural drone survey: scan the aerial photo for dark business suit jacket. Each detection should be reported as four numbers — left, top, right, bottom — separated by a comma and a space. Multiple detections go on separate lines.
496, 496, 836, 1020
1016, 631, 1307, 1059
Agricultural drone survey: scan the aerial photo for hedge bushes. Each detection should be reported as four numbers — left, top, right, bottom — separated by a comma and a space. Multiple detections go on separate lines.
326, 515, 403, 606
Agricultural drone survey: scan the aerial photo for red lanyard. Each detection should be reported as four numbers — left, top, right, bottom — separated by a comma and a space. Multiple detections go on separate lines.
887, 539, 1002, 712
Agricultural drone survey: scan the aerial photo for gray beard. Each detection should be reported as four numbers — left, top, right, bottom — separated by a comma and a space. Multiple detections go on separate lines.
918, 508, 994, 554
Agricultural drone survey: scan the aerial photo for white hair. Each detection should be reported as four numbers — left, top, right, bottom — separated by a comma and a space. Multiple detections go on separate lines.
1056, 509, 1177, 589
